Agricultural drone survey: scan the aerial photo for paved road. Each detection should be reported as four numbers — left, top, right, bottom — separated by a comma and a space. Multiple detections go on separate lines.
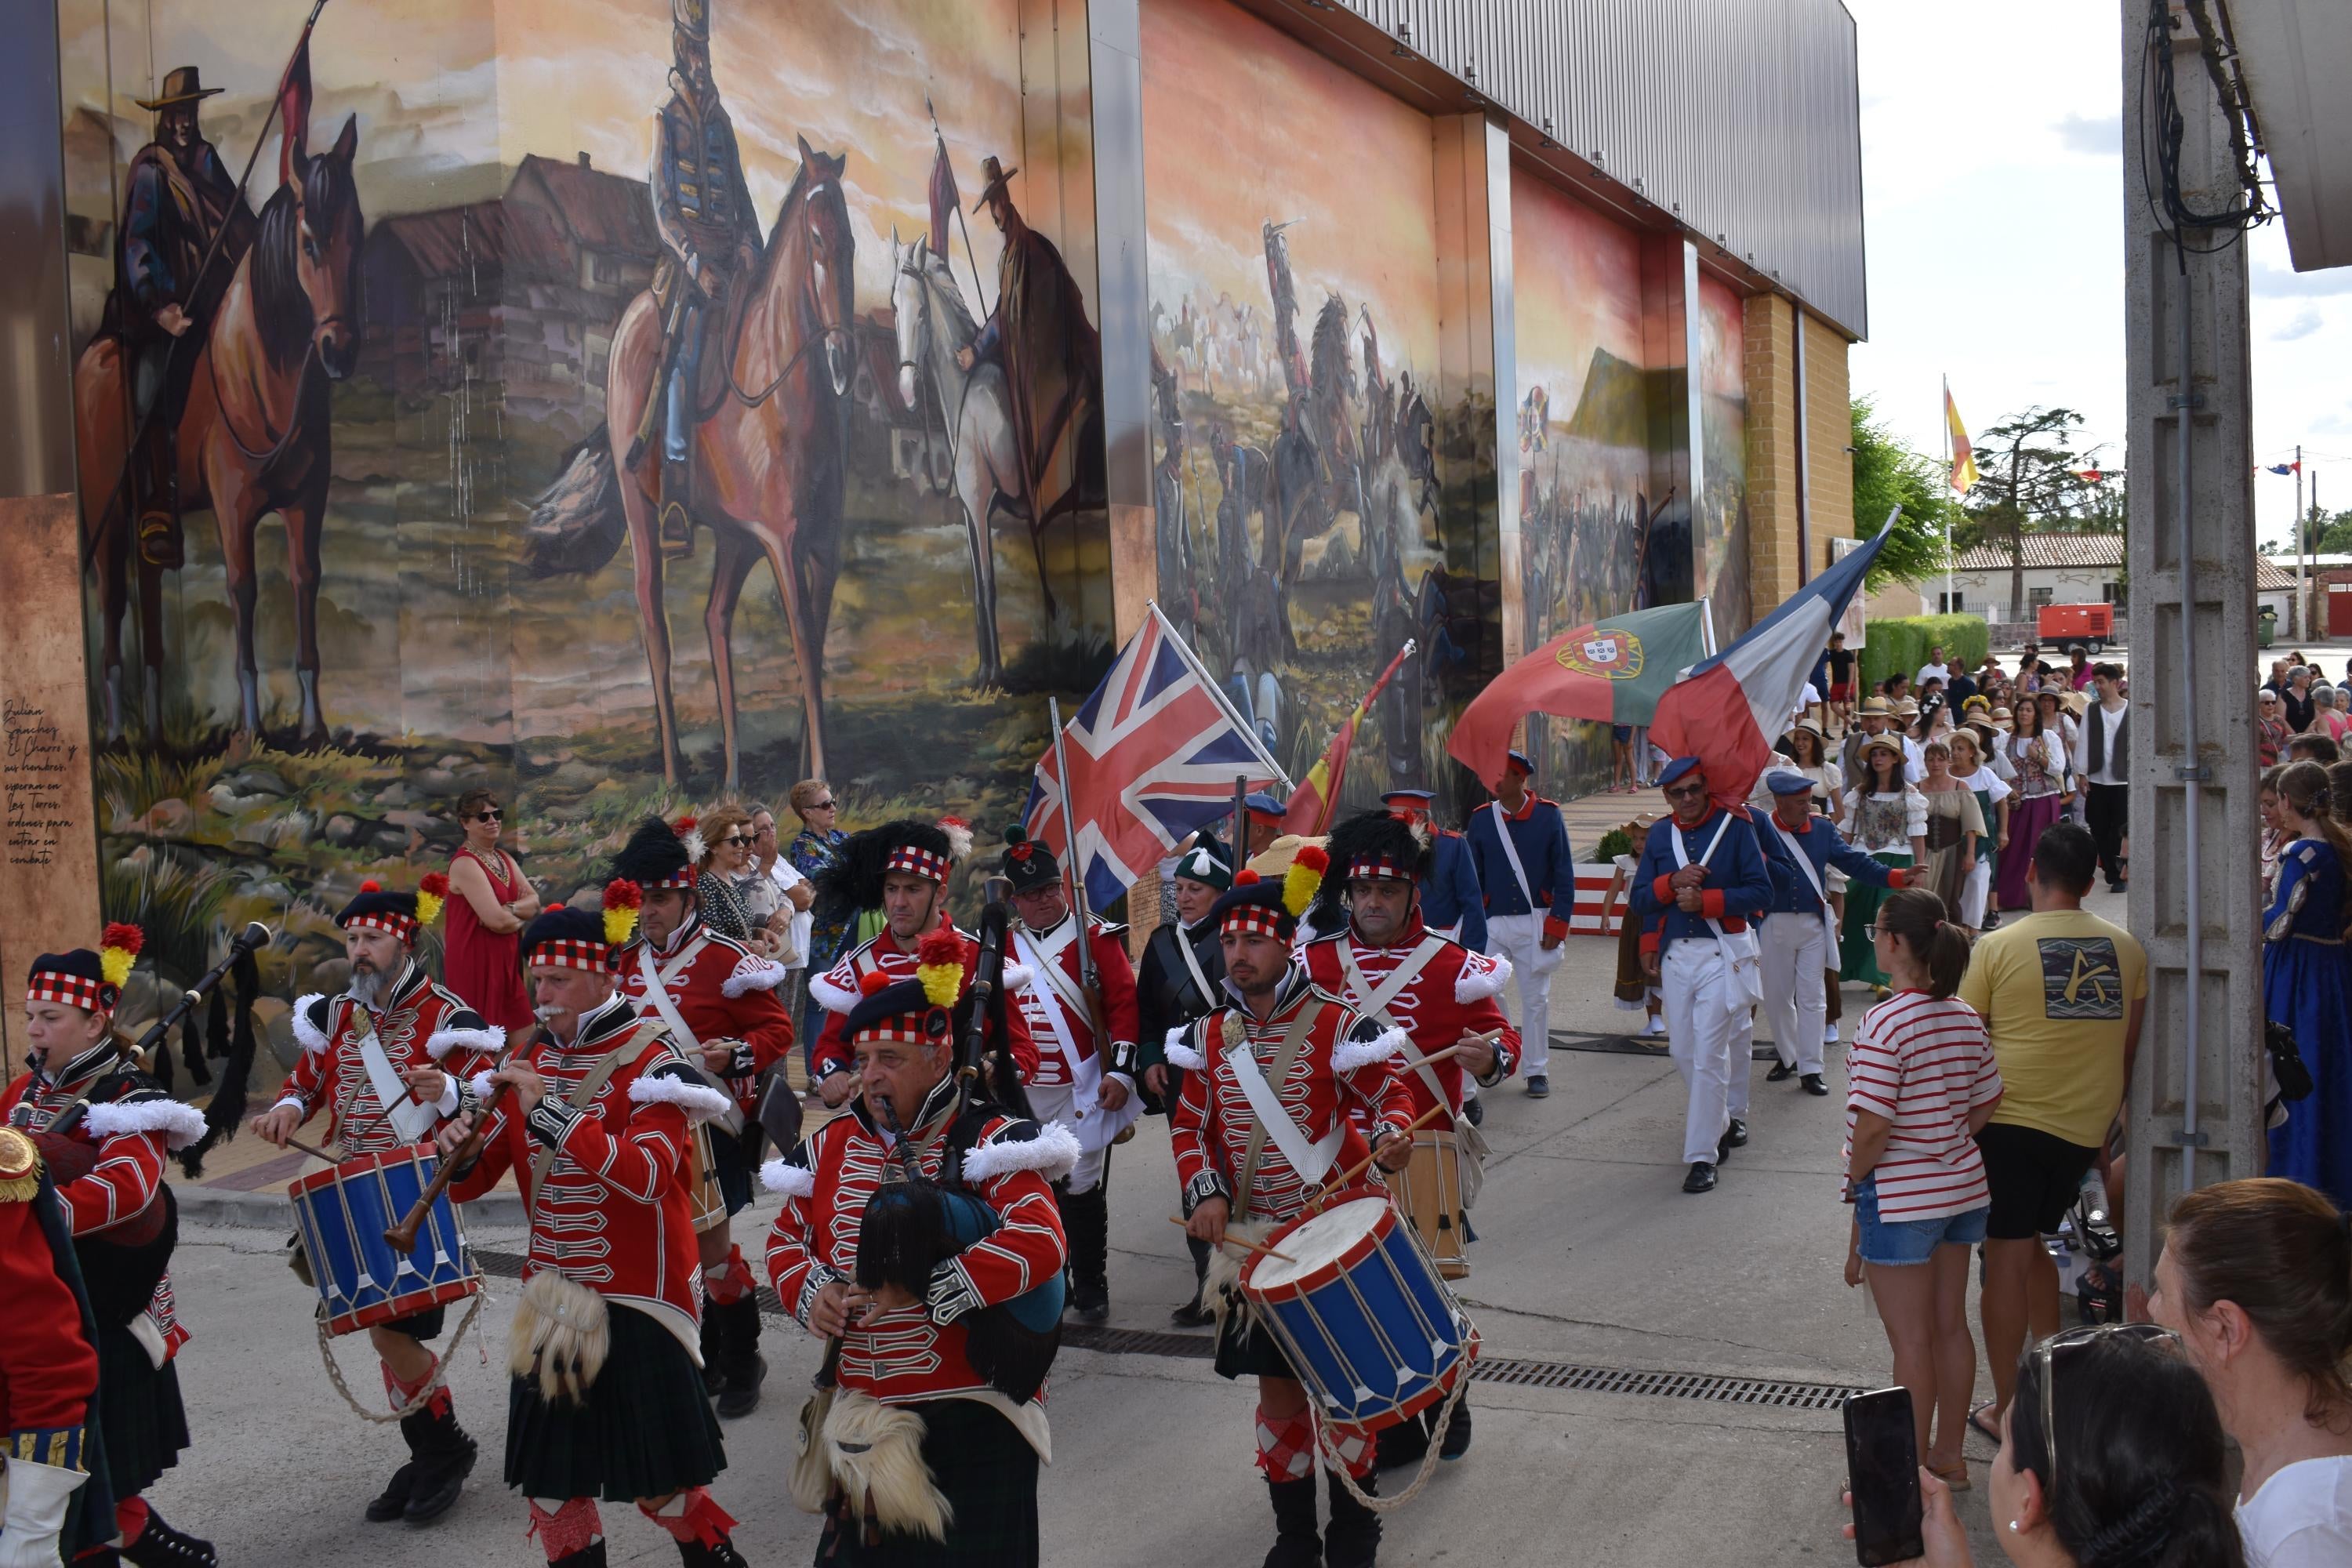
146, 894, 2120, 1566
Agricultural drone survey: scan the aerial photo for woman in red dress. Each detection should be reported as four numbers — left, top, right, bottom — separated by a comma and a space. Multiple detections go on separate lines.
441, 787, 539, 1030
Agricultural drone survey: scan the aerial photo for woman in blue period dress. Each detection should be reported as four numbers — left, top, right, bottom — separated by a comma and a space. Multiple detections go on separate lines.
2264, 760, 2352, 1210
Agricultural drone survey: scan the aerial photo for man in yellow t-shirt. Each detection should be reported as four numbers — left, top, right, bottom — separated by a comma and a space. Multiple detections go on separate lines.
1956, 822, 2146, 1436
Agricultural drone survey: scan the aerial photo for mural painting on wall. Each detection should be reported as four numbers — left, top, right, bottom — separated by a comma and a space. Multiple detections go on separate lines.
1695, 274, 1751, 650
1509, 171, 1661, 794
1139, 0, 1490, 819
58, 0, 1109, 1033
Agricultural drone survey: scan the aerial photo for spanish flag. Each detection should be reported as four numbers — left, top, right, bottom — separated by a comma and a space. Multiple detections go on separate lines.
1945, 383, 1979, 493
1282, 641, 1415, 836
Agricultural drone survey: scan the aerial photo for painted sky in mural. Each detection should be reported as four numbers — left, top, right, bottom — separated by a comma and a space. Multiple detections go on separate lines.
1696, 274, 1751, 641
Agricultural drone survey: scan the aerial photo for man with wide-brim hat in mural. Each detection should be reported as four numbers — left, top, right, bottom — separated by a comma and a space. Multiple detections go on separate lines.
955, 152, 1102, 519
5, 925, 216, 1568
998, 825, 1142, 1324
253, 877, 495, 1528
636, 0, 762, 555
807, 818, 1038, 1103
115, 64, 252, 571
604, 815, 793, 1419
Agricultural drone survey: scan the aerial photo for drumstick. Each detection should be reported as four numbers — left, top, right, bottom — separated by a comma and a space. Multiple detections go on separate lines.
1166, 1215, 1295, 1264
1317, 1100, 1451, 1202
1410, 1029, 1504, 1072
283, 1134, 341, 1163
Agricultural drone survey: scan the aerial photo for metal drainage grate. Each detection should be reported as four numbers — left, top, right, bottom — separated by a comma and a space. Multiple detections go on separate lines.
478, 1248, 1858, 1410
1474, 1357, 1862, 1411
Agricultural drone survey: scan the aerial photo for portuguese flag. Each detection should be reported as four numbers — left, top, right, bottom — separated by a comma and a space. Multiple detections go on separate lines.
1445, 601, 1711, 787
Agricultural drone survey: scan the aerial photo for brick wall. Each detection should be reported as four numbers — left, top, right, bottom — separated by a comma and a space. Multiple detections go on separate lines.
1743, 297, 1853, 609
1805, 310, 1854, 575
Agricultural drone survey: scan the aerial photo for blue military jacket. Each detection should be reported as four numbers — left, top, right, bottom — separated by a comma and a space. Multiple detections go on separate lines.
1630, 808, 1773, 960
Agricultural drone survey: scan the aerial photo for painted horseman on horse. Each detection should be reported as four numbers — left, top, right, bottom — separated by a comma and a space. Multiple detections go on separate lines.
630, 0, 764, 555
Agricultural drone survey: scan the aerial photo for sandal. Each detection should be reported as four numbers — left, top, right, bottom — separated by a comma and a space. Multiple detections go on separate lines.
1966, 1401, 2002, 1445
1928, 1458, 1973, 1493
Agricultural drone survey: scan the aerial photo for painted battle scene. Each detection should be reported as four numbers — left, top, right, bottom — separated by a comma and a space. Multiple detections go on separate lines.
1140, 0, 1495, 826
58, 0, 1114, 1029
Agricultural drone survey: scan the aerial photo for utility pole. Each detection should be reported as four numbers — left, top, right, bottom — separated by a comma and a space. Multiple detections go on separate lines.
2295, 444, 2306, 638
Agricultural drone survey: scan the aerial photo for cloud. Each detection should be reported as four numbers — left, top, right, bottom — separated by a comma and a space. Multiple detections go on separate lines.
2053, 112, 2120, 158
2273, 307, 2325, 342
2253, 262, 2352, 298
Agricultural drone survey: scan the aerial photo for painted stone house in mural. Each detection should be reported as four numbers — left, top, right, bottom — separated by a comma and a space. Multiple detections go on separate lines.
9, 0, 1864, 1090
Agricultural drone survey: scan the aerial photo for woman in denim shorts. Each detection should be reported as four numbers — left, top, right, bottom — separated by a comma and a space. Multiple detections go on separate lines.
1841, 888, 2005, 1491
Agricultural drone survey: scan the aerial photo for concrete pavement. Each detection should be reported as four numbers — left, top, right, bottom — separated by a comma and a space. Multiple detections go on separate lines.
147, 896, 2130, 1566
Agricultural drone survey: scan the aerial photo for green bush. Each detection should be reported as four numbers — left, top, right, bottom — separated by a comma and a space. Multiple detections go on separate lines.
1858, 615, 1991, 695
1592, 827, 1634, 863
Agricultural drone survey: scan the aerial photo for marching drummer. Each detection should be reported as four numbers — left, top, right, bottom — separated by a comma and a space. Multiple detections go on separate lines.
1300, 808, 1517, 1467
434, 902, 750, 1568
761, 932, 1077, 1564
5, 926, 216, 1566
607, 816, 794, 1417
250, 878, 495, 1526
1167, 860, 1417, 1568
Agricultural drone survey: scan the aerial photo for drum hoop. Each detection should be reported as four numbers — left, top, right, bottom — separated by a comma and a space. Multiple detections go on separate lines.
1247, 1196, 1395, 1298
1252, 1206, 1467, 1422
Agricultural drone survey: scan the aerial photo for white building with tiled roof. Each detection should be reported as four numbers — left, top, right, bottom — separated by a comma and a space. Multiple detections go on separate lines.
1929, 532, 2296, 626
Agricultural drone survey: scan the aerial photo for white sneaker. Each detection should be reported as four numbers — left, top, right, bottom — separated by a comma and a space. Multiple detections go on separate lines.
1641, 1014, 1667, 1038
1823, 1025, 1840, 1046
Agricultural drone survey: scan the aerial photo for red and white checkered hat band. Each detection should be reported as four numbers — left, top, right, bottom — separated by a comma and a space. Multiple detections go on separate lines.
343, 910, 419, 940
851, 1020, 931, 1045
1345, 855, 1416, 883
527, 938, 612, 972
1219, 904, 1288, 938
884, 845, 949, 883
652, 868, 695, 890
26, 971, 109, 1012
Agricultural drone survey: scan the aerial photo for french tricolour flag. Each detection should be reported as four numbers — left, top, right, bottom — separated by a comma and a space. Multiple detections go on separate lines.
1650, 510, 1895, 808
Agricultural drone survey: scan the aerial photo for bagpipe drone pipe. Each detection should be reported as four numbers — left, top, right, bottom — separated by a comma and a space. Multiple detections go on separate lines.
852, 902, 1064, 1403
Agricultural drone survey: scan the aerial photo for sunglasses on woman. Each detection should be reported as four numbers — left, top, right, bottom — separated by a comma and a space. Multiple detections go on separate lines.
473, 808, 503, 822
719, 833, 753, 848
808, 798, 837, 811
2033, 1321, 2180, 1502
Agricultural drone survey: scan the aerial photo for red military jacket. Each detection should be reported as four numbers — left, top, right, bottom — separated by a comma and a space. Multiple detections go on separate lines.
280, 960, 498, 1151
449, 996, 731, 1354
0, 1140, 100, 1475
3, 1046, 204, 1360
1165, 969, 1417, 1224
808, 921, 1039, 1082
1299, 915, 1520, 1120
761, 1080, 1074, 1407
613, 914, 793, 1114
1008, 913, 1141, 1087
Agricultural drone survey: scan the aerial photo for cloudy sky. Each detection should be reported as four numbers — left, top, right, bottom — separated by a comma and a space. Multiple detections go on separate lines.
1846, 0, 2341, 549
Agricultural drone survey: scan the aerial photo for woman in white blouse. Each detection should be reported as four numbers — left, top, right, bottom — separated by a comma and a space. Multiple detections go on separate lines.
1838, 735, 1927, 989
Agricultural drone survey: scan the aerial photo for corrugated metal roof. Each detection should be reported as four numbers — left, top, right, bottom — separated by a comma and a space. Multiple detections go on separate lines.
1332, 0, 1867, 338
513, 154, 662, 260
1953, 534, 2125, 572
378, 201, 572, 281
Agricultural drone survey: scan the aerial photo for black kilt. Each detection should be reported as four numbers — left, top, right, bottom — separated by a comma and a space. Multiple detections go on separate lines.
709, 1125, 754, 1218
1212, 1308, 1298, 1382
383, 1302, 447, 1341
817, 1398, 1040, 1567
96, 1323, 191, 1496
504, 1301, 725, 1501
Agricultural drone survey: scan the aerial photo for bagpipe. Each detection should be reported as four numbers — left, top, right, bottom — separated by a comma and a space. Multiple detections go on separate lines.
850, 901, 1064, 1403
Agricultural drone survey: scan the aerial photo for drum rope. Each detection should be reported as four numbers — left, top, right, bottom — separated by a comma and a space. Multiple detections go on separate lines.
1311, 1361, 1472, 1515
314, 1290, 487, 1424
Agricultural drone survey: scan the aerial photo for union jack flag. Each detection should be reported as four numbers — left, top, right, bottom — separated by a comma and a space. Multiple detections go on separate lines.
1023, 605, 1288, 910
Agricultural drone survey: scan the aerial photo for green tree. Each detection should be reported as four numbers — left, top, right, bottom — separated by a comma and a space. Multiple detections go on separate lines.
1849, 397, 1958, 591
1962, 406, 2105, 617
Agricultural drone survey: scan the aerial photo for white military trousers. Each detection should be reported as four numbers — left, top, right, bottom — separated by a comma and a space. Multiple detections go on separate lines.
1661, 939, 1737, 1165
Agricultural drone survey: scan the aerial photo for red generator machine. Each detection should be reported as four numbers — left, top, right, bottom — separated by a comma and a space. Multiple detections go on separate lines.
2036, 602, 2114, 654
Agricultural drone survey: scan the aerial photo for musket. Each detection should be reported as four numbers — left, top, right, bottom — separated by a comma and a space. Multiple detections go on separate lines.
624, 283, 695, 471
926, 96, 993, 316
85, 0, 335, 569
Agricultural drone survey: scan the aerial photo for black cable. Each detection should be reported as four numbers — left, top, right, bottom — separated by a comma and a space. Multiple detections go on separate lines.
2136, 0, 2270, 256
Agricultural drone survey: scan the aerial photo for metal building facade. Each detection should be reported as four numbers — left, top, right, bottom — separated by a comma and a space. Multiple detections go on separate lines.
1332, 0, 1869, 338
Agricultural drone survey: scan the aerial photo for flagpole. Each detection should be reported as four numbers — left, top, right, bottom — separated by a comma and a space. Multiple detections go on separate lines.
1306, 638, 1415, 835
1697, 596, 1717, 659
1942, 376, 1955, 618
926, 96, 992, 314
1143, 600, 1295, 793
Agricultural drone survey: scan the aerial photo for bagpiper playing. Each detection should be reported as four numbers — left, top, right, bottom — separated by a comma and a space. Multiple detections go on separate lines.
435, 902, 748, 1568
249, 878, 494, 1525
808, 819, 1036, 1102
999, 826, 1141, 1323
6, 927, 215, 1566
1300, 810, 1518, 1468
1167, 860, 1418, 1568
606, 816, 793, 1417
0, 1123, 111, 1568
763, 938, 1078, 1566
1134, 835, 1232, 1327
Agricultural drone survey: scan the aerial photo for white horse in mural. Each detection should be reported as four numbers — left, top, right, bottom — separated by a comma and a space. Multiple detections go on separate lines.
890, 230, 1022, 688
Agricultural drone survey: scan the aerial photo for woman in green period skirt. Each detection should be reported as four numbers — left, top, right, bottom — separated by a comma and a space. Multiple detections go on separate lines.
1838, 735, 1926, 985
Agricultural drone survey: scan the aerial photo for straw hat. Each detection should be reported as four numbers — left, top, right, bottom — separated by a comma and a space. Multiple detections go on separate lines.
1891, 698, 1921, 717
1857, 734, 1907, 760
1858, 696, 1892, 717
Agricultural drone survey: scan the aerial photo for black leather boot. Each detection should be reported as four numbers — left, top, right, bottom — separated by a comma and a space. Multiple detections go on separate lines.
1373, 1412, 1428, 1471
1438, 1396, 1472, 1461
1065, 1184, 1110, 1323
713, 1294, 767, 1419
1323, 1467, 1381, 1568
365, 1451, 420, 1523
1261, 1475, 1322, 1568
677, 1540, 749, 1568
400, 1403, 478, 1523
550, 1544, 608, 1568
699, 1294, 728, 1397
121, 1507, 216, 1568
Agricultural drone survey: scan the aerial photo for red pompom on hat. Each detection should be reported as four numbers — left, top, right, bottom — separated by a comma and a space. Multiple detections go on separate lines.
1234, 869, 1261, 885
100, 923, 146, 958
360, 879, 383, 893
858, 969, 894, 997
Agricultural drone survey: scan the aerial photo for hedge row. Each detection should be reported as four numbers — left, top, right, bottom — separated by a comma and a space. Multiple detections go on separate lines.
1856, 615, 1991, 694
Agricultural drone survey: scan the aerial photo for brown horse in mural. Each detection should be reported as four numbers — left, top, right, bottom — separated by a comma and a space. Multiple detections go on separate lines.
527, 139, 854, 791
74, 117, 365, 743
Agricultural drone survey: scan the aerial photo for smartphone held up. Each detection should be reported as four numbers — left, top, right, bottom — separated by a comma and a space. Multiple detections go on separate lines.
1843, 1386, 1925, 1566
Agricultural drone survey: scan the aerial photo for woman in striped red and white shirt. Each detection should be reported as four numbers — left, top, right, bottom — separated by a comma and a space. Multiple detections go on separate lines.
1841, 887, 2003, 1494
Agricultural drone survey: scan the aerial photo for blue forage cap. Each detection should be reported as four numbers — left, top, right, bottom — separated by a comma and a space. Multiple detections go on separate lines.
1657, 756, 1704, 790
1504, 749, 1534, 776
1379, 788, 1436, 805
1765, 769, 1816, 797
1243, 792, 1287, 818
